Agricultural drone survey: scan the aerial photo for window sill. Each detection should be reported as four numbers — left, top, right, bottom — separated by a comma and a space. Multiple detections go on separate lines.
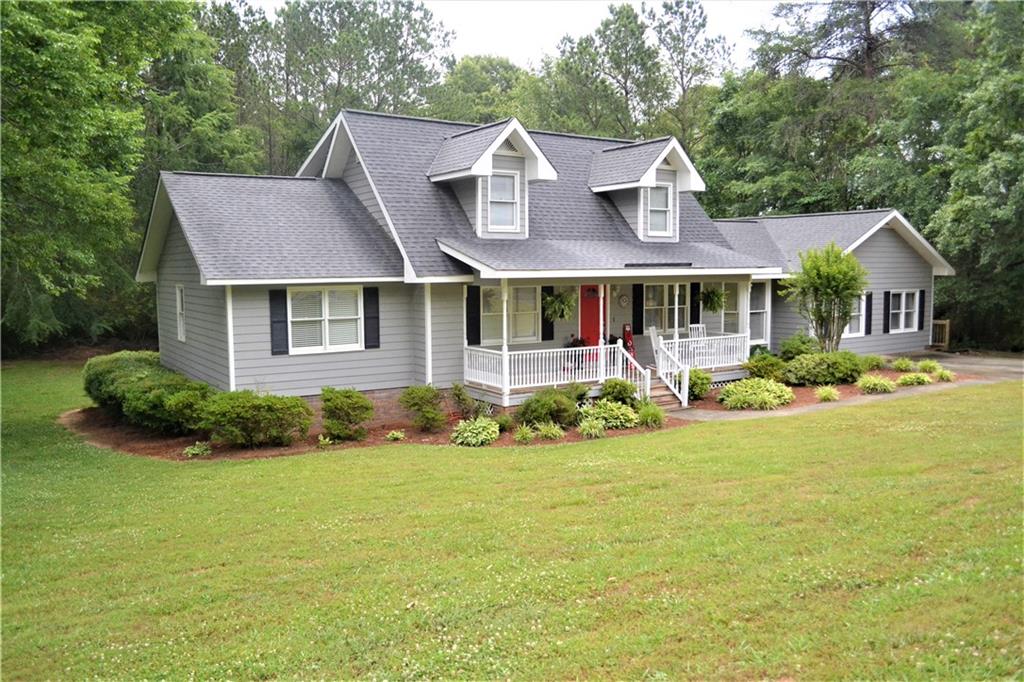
842, 332, 865, 339
288, 345, 365, 355
888, 328, 917, 335
487, 224, 520, 233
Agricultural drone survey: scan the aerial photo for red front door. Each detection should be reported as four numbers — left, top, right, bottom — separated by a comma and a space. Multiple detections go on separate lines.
579, 284, 601, 345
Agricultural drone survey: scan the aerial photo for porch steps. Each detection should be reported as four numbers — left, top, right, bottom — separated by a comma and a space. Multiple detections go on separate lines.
648, 381, 683, 408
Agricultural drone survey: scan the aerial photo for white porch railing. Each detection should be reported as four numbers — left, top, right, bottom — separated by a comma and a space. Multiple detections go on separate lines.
648, 327, 689, 407
464, 341, 650, 405
663, 332, 750, 370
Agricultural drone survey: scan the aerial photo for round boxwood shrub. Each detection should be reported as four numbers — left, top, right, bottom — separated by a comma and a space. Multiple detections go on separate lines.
687, 368, 712, 401
321, 387, 374, 441
897, 372, 933, 386
200, 391, 313, 447
399, 385, 447, 432
718, 378, 794, 410
515, 388, 578, 427
779, 330, 819, 361
742, 353, 787, 382
450, 417, 500, 447
599, 378, 638, 407
860, 354, 886, 371
856, 374, 896, 394
578, 399, 639, 429
783, 351, 863, 386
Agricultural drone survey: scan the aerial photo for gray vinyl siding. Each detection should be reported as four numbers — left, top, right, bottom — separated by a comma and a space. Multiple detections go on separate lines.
478, 154, 528, 238
451, 178, 478, 232
411, 285, 426, 383
342, 152, 390, 236
769, 226, 934, 355
231, 282, 417, 396
156, 218, 230, 389
429, 283, 464, 387
609, 189, 640, 237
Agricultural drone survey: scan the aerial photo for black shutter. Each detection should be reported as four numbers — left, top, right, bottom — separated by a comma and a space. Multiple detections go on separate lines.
882, 291, 891, 334
632, 284, 644, 334
269, 289, 288, 355
689, 282, 701, 325
364, 287, 380, 349
918, 289, 926, 330
864, 292, 873, 335
465, 285, 481, 346
541, 286, 555, 341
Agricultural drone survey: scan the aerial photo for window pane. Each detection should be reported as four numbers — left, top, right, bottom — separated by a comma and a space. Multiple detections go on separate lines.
292, 319, 323, 347
890, 312, 901, 329
328, 318, 359, 346
650, 186, 669, 209
891, 292, 902, 313
723, 283, 738, 311
491, 175, 515, 201
482, 315, 502, 343
847, 315, 861, 334
750, 282, 766, 311
481, 287, 501, 314
644, 308, 665, 331
851, 296, 861, 315
649, 210, 668, 233
291, 291, 322, 319
514, 287, 536, 312
490, 201, 515, 226
905, 291, 916, 310
513, 312, 536, 339
904, 310, 915, 329
328, 288, 358, 318
645, 285, 664, 307
723, 312, 739, 334
750, 311, 765, 340
678, 305, 688, 329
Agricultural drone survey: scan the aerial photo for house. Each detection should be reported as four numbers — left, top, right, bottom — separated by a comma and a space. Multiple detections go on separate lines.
136, 110, 954, 408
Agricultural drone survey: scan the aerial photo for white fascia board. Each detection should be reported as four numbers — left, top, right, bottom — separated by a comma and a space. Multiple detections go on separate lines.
205, 276, 406, 286
591, 181, 648, 193
135, 177, 169, 282
845, 209, 955, 276
428, 168, 475, 182
405, 274, 475, 283
296, 113, 342, 176
752, 272, 791, 280
470, 119, 558, 181
645, 138, 705, 192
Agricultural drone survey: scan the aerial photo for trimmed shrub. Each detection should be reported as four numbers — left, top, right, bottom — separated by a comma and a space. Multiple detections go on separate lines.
321, 387, 374, 441
494, 413, 515, 433
743, 353, 787, 382
560, 382, 591, 404
917, 359, 942, 374
600, 377, 638, 407
936, 369, 957, 382
164, 388, 214, 433
856, 374, 896, 394
516, 387, 578, 427
450, 417, 500, 447
718, 378, 794, 410
688, 368, 712, 401
534, 421, 565, 440
815, 385, 840, 402
83, 350, 161, 410
577, 417, 606, 439
386, 429, 406, 441
891, 357, 916, 372
513, 424, 535, 444
450, 383, 488, 419
399, 385, 447, 432
183, 441, 212, 458
637, 401, 665, 429
783, 351, 863, 386
779, 330, 818, 361
200, 391, 312, 447
579, 399, 639, 429
898, 372, 933, 386
860, 354, 886, 371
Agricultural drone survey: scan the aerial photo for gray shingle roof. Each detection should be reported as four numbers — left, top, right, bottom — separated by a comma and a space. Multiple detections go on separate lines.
160, 171, 404, 281
587, 137, 671, 189
427, 119, 510, 177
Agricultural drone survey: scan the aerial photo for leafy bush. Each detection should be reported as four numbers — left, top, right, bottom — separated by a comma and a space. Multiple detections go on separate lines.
898, 372, 933, 386
891, 357, 916, 372
399, 385, 447, 432
494, 413, 515, 433
386, 429, 406, 441
860, 354, 886, 371
936, 369, 957, 382
743, 353, 787, 382
182, 441, 212, 458
320, 387, 374, 441
449, 383, 488, 419
317, 434, 335, 449
164, 388, 213, 433
779, 330, 819, 361
450, 417, 500, 447
637, 401, 665, 429
856, 374, 896, 394
82, 350, 161, 410
577, 417, 605, 439
815, 385, 840, 402
718, 378, 794, 410
516, 388, 578, 427
600, 378, 638, 407
688, 368, 712, 400
917, 359, 942, 374
200, 391, 312, 447
579, 399, 639, 429
783, 351, 863, 386
534, 421, 565, 440
513, 424, 535, 444
560, 382, 591, 404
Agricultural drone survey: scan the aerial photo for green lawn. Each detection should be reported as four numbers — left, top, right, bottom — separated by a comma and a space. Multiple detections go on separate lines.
2, 360, 1021, 679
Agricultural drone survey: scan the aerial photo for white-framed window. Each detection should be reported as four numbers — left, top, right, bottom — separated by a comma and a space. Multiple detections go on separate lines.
722, 282, 740, 333
648, 183, 673, 236
889, 290, 917, 333
749, 281, 768, 343
175, 284, 186, 342
481, 285, 540, 345
488, 171, 519, 231
644, 284, 689, 332
288, 286, 363, 354
843, 293, 867, 338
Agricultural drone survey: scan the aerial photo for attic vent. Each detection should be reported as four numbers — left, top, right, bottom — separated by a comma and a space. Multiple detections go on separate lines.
498, 139, 520, 154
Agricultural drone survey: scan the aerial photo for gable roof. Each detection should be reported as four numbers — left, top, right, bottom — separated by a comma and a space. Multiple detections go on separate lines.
136, 171, 404, 284
588, 137, 672, 188
427, 119, 511, 177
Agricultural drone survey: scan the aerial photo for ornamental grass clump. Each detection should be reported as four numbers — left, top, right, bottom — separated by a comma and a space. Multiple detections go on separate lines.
450, 417, 500, 447
815, 385, 840, 402
898, 372, 933, 386
578, 399, 639, 429
855, 374, 896, 394
534, 421, 565, 440
891, 357, 916, 372
717, 378, 794, 410
513, 424, 535, 444
917, 359, 942, 374
577, 417, 605, 439
636, 401, 666, 429
936, 369, 957, 382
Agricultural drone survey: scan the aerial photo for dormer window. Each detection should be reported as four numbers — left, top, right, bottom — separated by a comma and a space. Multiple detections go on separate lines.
648, 184, 672, 236
488, 172, 519, 232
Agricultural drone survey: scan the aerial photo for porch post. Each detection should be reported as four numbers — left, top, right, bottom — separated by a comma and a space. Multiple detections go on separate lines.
500, 279, 510, 406
598, 284, 606, 382
673, 283, 680, 341
740, 279, 751, 362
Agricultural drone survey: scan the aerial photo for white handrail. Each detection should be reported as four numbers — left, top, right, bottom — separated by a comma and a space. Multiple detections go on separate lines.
663, 332, 749, 370
615, 340, 651, 400
649, 328, 688, 407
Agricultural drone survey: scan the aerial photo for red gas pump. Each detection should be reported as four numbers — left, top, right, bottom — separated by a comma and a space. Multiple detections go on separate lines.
622, 323, 637, 358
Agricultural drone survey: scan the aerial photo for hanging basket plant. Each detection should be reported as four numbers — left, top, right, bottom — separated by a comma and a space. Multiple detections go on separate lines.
700, 287, 725, 313
542, 288, 577, 322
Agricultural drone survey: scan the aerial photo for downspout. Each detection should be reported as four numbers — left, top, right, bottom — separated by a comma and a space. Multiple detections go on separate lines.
424, 283, 433, 385
225, 285, 236, 391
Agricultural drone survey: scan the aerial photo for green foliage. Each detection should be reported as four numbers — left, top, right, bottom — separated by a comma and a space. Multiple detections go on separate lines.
577, 417, 606, 440
515, 388, 578, 427
815, 385, 840, 403
917, 359, 942, 374
779, 331, 819, 361
513, 424, 535, 444
780, 245, 869, 352
560, 383, 591, 404
856, 375, 896, 394
699, 287, 725, 313
200, 391, 312, 448
449, 383, 487, 420
891, 357, 916, 372
541, 288, 577, 322
83, 350, 161, 409
599, 378, 638, 407
320, 387, 374, 441
936, 369, 957, 382
898, 372, 933, 387
386, 430, 406, 442
687, 368, 712, 401
182, 441, 212, 458
860, 354, 886, 371
718, 378, 795, 410
636, 401, 666, 429
164, 388, 214, 433
783, 351, 863, 386
425, 55, 528, 123
579, 399, 639, 430
534, 421, 566, 440
742, 353, 787, 382
494, 414, 515, 433
316, 434, 335, 450
450, 417, 500, 447
399, 385, 447, 433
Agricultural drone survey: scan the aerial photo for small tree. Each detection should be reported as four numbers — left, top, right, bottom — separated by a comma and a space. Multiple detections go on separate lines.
780, 243, 869, 352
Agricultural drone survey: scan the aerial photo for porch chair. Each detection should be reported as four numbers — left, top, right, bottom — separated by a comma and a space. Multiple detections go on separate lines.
688, 324, 716, 368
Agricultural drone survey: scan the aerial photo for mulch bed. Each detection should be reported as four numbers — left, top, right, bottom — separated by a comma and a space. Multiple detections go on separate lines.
58, 407, 694, 462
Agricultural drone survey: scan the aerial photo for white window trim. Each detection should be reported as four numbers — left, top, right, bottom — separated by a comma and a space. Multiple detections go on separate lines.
842, 292, 867, 338
487, 171, 520, 233
748, 281, 770, 344
286, 285, 364, 355
175, 284, 186, 342
480, 285, 540, 345
643, 283, 690, 333
647, 183, 674, 236
889, 289, 918, 334
720, 282, 740, 334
